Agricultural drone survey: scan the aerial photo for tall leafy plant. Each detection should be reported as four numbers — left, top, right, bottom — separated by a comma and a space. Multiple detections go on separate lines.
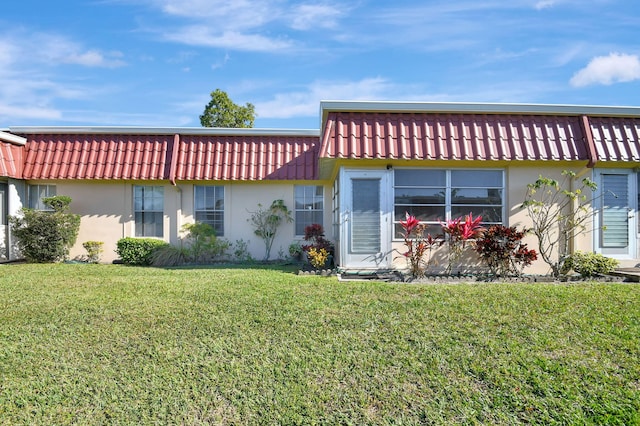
442, 212, 484, 273
474, 225, 537, 277
248, 199, 293, 260
10, 195, 81, 263
521, 170, 597, 277
399, 213, 442, 278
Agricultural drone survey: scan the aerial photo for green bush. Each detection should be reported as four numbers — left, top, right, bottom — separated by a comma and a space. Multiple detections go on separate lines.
148, 223, 230, 267
82, 241, 104, 263
9, 195, 81, 263
182, 223, 230, 263
150, 245, 190, 267
116, 237, 168, 266
563, 251, 619, 277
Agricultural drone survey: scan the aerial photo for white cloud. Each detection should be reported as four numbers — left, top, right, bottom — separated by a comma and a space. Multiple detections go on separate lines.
150, 0, 344, 52
211, 53, 230, 70
159, 0, 275, 28
290, 4, 343, 30
255, 77, 395, 118
0, 32, 126, 69
164, 26, 292, 51
0, 103, 62, 121
63, 50, 126, 68
534, 0, 555, 9
570, 53, 640, 87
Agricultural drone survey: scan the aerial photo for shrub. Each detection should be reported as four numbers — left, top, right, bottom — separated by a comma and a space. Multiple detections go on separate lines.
398, 213, 443, 278
82, 241, 104, 264
521, 170, 597, 277
441, 213, 483, 273
302, 224, 334, 254
148, 223, 230, 267
233, 239, 254, 263
474, 225, 537, 277
181, 223, 230, 263
307, 247, 329, 269
150, 244, 190, 267
288, 241, 303, 259
248, 200, 293, 260
9, 195, 81, 263
562, 251, 619, 277
116, 237, 168, 265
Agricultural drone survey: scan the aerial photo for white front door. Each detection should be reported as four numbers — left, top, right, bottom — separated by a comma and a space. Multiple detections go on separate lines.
340, 169, 391, 268
594, 170, 636, 258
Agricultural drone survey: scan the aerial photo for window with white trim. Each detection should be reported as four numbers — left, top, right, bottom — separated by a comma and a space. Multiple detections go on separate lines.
194, 185, 224, 236
393, 169, 503, 238
295, 185, 324, 235
29, 184, 56, 210
134, 185, 164, 237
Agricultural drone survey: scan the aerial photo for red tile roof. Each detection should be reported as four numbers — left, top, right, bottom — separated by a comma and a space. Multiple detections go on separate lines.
22, 134, 172, 180
0, 142, 23, 178
589, 117, 640, 162
320, 112, 591, 162
19, 132, 319, 181
174, 134, 319, 181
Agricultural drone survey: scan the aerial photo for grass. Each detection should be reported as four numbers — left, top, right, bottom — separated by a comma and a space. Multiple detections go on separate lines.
0, 264, 638, 425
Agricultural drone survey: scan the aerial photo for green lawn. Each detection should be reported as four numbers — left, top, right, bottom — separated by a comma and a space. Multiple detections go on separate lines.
0, 264, 638, 425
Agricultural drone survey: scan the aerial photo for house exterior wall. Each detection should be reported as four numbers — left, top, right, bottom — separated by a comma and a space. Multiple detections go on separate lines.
332, 161, 596, 275
39, 180, 332, 263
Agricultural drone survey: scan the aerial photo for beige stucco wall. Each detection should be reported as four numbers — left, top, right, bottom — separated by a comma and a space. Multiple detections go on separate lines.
26, 161, 606, 273
40, 180, 333, 263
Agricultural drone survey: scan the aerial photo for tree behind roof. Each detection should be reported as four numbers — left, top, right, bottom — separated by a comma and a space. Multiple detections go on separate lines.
199, 89, 255, 128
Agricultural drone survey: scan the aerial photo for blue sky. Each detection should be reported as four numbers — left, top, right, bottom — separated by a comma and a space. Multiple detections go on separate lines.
1, 0, 639, 129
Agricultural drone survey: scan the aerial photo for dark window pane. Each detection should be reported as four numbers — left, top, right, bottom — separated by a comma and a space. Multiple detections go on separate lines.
394, 223, 443, 239
395, 187, 445, 204
451, 206, 502, 222
295, 211, 323, 235
394, 205, 445, 222
451, 170, 502, 187
395, 169, 445, 186
452, 188, 502, 205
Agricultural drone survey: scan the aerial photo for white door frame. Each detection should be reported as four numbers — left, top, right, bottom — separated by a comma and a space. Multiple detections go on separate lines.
593, 169, 637, 259
339, 168, 392, 269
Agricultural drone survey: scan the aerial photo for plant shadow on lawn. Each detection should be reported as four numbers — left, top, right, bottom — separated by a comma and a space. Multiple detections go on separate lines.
151, 260, 305, 275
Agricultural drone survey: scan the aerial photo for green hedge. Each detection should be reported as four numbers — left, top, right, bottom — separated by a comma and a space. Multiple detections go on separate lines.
116, 238, 169, 266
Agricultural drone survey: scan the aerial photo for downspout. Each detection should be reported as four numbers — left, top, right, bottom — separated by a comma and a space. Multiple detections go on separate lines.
169, 134, 182, 242
576, 115, 598, 255
580, 115, 598, 169
169, 133, 180, 186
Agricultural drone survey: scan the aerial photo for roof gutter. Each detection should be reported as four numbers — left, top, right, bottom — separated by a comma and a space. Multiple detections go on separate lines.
9, 126, 320, 137
0, 131, 27, 145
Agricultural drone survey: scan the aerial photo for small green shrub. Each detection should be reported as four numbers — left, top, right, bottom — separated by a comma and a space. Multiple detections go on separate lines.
150, 245, 190, 267
563, 251, 619, 277
82, 241, 104, 263
9, 195, 81, 263
116, 237, 168, 265
182, 223, 230, 263
148, 223, 230, 267
233, 239, 254, 263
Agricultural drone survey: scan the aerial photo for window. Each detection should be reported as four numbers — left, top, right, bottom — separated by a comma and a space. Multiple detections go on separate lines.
194, 186, 224, 236
295, 185, 324, 235
394, 169, 503, 238
134, 185, 163, 237
29, 184, 56, 210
